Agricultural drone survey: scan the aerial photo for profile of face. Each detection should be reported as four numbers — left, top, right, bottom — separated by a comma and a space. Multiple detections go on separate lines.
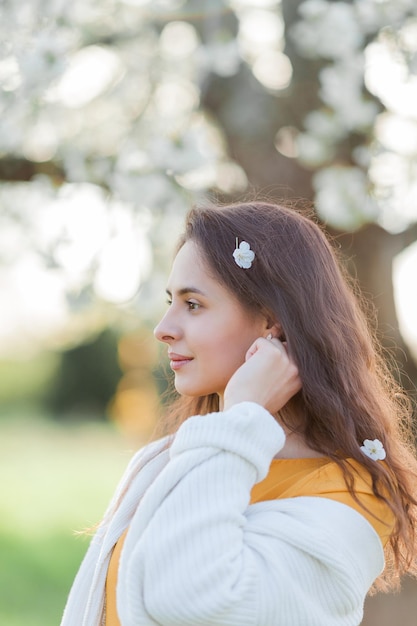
154, 240, 270, 402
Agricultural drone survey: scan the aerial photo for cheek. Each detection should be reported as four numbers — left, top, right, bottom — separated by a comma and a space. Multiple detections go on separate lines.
194, 312, 261, 367
196, 329, 244, 370
215, 326, 255, 366
230, 318, 261, 346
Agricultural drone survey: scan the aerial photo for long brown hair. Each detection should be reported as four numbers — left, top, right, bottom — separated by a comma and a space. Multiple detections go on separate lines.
157, 201, 417, 589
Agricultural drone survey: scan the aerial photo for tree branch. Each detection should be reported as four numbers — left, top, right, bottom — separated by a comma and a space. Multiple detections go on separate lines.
0, 157, 65, 183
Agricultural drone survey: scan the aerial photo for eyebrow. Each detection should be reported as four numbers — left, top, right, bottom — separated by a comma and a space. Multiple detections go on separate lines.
166, 286, 207, 297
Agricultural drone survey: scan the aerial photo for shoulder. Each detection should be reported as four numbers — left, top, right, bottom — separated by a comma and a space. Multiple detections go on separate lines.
308, 459, 395, 545
261, 457, 395, 545
247, 495, 385, 588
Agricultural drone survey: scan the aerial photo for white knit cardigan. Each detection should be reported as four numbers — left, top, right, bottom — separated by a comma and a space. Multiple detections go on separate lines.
60, 402, 385, 626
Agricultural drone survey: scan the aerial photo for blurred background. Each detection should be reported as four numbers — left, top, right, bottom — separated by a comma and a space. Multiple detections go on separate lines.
1, 1, 417, 624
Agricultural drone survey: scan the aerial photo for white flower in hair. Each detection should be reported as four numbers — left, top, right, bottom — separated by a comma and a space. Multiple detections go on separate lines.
233, 239, 255, 269
360, 439, 386, 461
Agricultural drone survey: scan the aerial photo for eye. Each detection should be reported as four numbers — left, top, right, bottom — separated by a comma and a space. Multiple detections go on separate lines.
186, 300, 200, 311
166, 298, 172, 306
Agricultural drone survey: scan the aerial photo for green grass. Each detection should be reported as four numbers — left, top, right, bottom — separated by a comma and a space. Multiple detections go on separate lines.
0, 414, 136, 626
0, 531, 88, 626
0, 354, 58, 405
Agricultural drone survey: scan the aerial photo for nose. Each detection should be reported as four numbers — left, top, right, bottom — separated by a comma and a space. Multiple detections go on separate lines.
154, 308, 181, 344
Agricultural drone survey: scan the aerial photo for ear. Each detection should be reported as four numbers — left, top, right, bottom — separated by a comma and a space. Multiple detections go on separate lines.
265, 320, 285, 342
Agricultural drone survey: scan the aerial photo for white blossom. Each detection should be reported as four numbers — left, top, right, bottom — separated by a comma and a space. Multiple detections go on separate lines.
198, 40, 241, 78
296, 133, 334, 167
375, 113, 417, 157
233, 241, 255, 269
357, 0, 416, 31
291, 1, 364, 60
313, 166, 379, 230
319, 60, 379, 131
304, 110, 346, 142
360, 439, 386, 461
365, 40, 417, 119
369, 151, 417, 233
17, 29, 74, 94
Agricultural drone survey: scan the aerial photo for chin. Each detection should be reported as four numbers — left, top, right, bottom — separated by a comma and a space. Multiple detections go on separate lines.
174, 380, 219, 398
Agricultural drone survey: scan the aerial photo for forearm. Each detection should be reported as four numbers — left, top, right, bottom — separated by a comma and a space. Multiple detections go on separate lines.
118, 402, 285, 626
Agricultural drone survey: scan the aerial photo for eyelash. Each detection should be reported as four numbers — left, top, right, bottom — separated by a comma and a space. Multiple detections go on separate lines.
166, 299, 200, 311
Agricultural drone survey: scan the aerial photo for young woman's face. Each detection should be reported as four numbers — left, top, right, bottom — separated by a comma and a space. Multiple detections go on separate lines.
154, 240, 269, 402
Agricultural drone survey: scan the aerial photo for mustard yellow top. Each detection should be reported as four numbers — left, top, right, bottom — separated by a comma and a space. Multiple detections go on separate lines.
104, 457, 393, 625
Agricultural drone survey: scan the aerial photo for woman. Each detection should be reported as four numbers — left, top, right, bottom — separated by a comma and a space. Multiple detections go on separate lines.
61, 202, 417, 626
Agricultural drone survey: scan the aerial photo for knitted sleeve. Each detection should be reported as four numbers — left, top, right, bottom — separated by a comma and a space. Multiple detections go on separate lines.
117, 402, 384, 626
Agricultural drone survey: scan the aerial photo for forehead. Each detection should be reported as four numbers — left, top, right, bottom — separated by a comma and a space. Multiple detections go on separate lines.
167, 241, 212, 288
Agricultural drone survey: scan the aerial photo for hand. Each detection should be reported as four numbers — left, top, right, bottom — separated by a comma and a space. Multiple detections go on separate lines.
223, 337, 302, 415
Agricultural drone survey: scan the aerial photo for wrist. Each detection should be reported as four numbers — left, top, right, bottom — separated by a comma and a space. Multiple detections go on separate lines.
172, 402, 286, 481
223, 392, 260, 413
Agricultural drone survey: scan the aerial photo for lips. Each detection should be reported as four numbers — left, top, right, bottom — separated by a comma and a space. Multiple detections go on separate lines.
168, 352, 194, 370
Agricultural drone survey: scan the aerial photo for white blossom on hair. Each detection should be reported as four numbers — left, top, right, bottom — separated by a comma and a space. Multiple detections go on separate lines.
360, 439, 386, 461
233, 239, 255, 269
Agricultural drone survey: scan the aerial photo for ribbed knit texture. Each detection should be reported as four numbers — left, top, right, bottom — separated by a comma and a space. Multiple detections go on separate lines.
60, 402, 384, 626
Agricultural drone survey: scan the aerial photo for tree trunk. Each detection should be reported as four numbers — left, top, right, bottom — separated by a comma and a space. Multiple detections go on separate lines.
335, 224, 417, 391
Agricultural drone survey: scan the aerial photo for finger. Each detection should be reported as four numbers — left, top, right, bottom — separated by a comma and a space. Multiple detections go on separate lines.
245, 337, 263, 361
245, 335, 276, 361
266, 336, 287, 356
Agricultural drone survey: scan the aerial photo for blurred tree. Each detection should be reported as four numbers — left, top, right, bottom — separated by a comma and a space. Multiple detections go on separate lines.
199, 0, 417, 388
1, 0, 416, 389
47, 329, 121, 418
280, 0, 417, 388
